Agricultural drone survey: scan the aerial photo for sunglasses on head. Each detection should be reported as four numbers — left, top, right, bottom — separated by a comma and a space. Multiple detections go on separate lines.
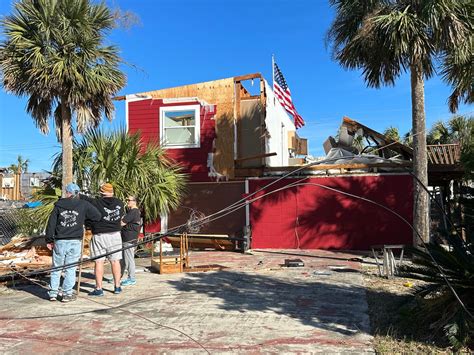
126, 198, 135, 201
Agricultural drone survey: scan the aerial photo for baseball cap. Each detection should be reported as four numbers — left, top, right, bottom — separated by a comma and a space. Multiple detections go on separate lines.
100, 183, 114, 195
65, 183, 80, 194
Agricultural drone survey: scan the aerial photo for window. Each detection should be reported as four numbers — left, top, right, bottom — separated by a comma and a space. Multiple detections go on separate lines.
160, 105, 200, 148
30, 177, 40, 187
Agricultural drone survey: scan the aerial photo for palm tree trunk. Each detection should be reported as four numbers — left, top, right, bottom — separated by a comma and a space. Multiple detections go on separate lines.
61, 99, 73, 197
410, 63, 430, 245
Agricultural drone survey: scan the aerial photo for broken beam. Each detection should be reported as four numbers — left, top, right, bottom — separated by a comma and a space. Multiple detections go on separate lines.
235, 152, 277, 163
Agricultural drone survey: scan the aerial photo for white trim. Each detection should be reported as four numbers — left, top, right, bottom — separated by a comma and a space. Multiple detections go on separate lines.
126, 94, 152, 102
233, 83, 238, 159
125, 96, 129, 132
185, 180, 243, 185
159, 104, 201, 149
160, 212, 168, 233
245, 179, 250, 227
125, 94, 152, 133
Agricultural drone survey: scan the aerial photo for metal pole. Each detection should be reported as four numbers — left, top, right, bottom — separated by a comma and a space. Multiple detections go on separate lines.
272, 54, 275, 89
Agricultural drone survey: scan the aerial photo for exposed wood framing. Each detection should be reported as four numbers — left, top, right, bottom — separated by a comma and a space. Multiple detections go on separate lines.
234, 73, 267, 169
427, 144, 461, 165
235, 152, 277, 163
120, 73, 270, 179
235, 80, 242, 162
342, 117, 413, 159
234, 162, 412, 178
234, 73, 262, 82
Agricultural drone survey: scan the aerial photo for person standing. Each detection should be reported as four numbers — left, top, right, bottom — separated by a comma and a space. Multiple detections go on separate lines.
46, 183, 101, 302
80, 183, 124, 296
120, 195, 141, 286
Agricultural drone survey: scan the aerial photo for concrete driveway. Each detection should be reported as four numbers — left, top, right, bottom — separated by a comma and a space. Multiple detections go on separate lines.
0, 250, 373, 354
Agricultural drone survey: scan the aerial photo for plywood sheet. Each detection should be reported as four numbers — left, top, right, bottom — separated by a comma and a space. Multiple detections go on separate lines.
238, 99, 265, 168
167, 181, 246, 237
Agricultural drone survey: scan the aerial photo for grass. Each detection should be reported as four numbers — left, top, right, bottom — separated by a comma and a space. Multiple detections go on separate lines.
363, 266, 471, 354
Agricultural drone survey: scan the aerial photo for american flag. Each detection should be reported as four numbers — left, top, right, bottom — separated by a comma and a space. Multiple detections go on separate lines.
273, 61, 305, 129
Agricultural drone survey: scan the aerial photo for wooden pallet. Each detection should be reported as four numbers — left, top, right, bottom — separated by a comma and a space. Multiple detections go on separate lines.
151, 233, 189, 274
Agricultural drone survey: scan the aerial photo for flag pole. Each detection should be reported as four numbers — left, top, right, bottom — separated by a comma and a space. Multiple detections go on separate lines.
272, 54, 275, 105
271, 54, 275, 88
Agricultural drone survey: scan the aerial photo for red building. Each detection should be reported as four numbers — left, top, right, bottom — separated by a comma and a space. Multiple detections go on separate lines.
121, 73, 413, 250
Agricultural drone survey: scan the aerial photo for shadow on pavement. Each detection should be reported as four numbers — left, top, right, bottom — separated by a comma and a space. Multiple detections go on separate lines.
167, 269, 371, 337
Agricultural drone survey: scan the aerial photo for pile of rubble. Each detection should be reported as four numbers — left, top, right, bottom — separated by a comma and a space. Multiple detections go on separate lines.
0, 234, 52, 274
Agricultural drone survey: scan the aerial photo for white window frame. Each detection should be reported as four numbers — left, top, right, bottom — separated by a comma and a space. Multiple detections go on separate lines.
160, 105, 201, 149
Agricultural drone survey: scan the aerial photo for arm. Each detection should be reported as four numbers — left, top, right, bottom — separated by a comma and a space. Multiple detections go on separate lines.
79, 193, 94, 204
120, 208, 140, 227
45, 206, 58, 248
121, 210, 133, 227
85, 201, 102, 222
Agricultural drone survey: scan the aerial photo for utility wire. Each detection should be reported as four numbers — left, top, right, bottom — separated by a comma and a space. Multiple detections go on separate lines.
4, 265, 210, 354
1, 148, 471, 318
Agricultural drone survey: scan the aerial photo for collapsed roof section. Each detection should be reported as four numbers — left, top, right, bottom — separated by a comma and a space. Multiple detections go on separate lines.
236, 116, 464, 185
331, 117, 413, 160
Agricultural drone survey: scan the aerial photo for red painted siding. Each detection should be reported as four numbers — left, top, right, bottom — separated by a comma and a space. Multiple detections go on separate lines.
249, 175, 413, 250
128, 99, 216, 182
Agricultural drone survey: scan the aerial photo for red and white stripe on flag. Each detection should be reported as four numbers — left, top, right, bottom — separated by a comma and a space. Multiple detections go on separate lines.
273, 62, 305, 129
273, 82, 305, 129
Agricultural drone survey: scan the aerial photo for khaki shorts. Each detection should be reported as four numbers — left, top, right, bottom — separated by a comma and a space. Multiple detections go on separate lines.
90, 232, 122, 261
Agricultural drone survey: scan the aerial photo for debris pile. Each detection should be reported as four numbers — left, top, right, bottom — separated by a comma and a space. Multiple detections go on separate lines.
0, 234, 52, 274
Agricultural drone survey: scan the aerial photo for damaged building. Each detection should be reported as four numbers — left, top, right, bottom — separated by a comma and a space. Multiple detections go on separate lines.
117, 73, 463, 250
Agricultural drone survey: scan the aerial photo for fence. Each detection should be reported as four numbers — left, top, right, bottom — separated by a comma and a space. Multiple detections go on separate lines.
0, 208, 21, 246
0, 174, 22, 201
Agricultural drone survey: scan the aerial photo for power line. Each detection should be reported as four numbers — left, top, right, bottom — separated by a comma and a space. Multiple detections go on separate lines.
1, 151, 471, 320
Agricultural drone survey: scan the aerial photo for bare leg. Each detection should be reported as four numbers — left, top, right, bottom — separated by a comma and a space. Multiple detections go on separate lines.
111, 260, 121, 288
95, 260, 104, 289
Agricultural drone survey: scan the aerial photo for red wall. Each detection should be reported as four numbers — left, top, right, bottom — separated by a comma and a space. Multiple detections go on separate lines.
249, 175, 413, 250
128, 99, 216, 182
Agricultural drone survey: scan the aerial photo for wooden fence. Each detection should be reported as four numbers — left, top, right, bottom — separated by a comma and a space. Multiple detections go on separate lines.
0, 173, 22, 201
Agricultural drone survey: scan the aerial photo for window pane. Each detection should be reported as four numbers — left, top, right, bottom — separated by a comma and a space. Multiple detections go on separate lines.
164, 110, 196, 127
164, 127, 196, 145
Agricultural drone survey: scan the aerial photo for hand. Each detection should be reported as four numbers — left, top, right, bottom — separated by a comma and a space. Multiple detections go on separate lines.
46, 243, 54, 251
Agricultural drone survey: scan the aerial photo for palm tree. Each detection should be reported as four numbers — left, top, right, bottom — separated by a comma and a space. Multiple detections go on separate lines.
401, 238, 474, 348
427, 121, 451, 145
327, 1, 473, 244
7, 155, 29, 174
428, 115, 474, 183
383, 126, 401, 142
427, 115, 473, 151
52, 128, 187, 223
0, 0, 126, 196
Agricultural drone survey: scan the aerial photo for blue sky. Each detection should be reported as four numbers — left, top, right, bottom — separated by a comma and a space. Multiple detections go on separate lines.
0, 0, 471, 172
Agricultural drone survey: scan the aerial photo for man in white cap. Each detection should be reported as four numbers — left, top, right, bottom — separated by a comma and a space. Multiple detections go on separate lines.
46, 183, 101, 302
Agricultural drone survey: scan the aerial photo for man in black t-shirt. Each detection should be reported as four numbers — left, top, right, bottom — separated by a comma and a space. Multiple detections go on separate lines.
46, 183, 101, 302
80, 183, 124, 296
120, 195, 141, 286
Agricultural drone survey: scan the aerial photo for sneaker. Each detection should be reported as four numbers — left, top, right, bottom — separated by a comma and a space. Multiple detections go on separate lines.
61, 294, 77, 303
88, 289, 104, 297
120, 278, 137, 286
49, 296, 57, 302
114, 286, 122, 294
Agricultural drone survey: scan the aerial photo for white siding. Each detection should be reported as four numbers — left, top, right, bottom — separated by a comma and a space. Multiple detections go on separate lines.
264, 80, 296, 167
